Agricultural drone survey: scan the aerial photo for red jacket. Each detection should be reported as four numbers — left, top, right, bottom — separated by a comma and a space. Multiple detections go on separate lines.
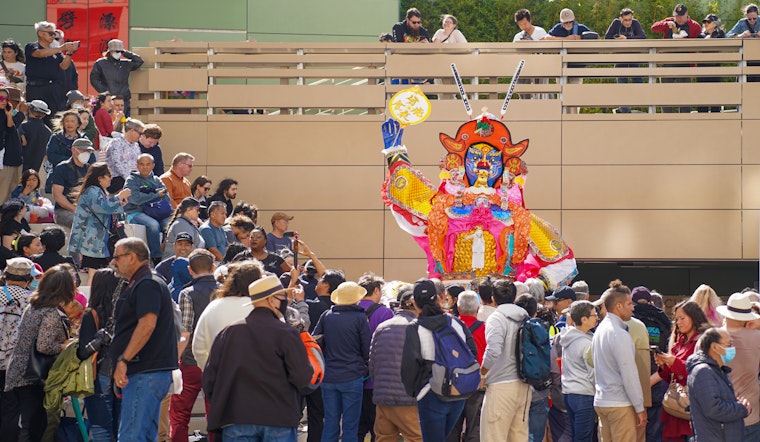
651, 17, 702, 38
459, 314, 486, 364
658, 332, 700, 439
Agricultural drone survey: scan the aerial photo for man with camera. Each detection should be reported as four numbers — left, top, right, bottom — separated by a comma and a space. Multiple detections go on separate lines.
25, 22, 79, 118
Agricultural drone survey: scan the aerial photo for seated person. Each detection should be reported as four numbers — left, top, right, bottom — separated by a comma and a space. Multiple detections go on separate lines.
0, 199, 30, 269
11, 169, 54, 222
199, 201, 229, 262
33, 225, 77, 271
224, 214, 255, 247
156, 231, 195, 284
49, 139, 94, 228
124, 153, 172, 264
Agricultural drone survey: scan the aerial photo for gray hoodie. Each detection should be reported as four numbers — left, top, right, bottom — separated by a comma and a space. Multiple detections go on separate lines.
482, 303, 529, 385
559, 326, 595, 396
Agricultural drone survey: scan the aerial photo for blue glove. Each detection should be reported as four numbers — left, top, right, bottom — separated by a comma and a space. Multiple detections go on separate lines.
382, 118, 404, 149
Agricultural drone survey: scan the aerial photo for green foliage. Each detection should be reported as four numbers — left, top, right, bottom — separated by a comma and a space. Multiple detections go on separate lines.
397, 0, 747, 41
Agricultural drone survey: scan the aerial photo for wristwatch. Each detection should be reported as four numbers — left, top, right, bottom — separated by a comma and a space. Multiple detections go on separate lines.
117, 354, 130, 364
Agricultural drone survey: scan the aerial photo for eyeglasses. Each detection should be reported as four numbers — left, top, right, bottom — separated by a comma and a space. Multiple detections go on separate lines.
748, 17, 758, 21
111, 252, 132, 261
411, 20, 421, 24
183, 163, 193, 168
41, 31, 56, 37
202, 186, 212, 191
133, 128, 144, 135
0, 96, 6, 102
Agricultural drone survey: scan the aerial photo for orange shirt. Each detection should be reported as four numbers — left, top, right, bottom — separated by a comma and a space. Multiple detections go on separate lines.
159, 169, 191, 208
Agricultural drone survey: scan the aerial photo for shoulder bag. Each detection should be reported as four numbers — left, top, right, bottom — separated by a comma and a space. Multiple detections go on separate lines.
662, 373, 690, 420
25, 309, 71, 385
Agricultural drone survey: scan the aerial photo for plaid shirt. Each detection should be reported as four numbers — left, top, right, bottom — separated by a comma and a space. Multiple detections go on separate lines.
178, 290, 194, 333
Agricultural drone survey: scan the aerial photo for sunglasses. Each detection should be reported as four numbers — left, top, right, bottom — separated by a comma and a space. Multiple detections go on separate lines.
411, 20, 421, 24
749, 17, 758, 21
0, 96, 6, 102
202, 186, 212, 191
41, 31, 56, 37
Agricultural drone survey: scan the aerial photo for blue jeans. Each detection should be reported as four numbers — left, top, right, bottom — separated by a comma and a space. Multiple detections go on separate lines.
417, 392, 466, 442
118, 370, 172, 442
564, 394, 596, 442
529, 396, 549, 442
321, 377, 363, 442
85, 373, 122, 442
127, 212, 169, 258
223, 423, 297, 442
745, 422, 760, 442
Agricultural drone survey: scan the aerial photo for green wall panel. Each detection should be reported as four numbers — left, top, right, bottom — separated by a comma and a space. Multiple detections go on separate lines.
130, 29, 247, 48
130, 0, 247, 30
248, 0, 397, 41
0, 0, 46, 44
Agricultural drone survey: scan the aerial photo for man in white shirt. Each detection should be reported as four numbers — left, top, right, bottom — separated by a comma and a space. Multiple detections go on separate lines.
513, 9, 549, 100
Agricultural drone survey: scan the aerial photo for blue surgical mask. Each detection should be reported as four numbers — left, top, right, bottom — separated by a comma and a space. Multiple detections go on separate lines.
29, 279, 39, 292
721, 346, 736, 364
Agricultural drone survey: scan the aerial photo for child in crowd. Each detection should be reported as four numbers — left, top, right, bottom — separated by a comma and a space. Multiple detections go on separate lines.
18, 99, 51, 173
10, 169, 54, 223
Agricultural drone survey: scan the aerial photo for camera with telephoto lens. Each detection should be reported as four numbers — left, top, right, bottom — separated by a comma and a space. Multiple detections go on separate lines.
80, 328, 112, 359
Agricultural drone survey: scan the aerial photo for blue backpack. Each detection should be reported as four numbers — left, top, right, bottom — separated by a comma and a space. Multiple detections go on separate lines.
429, 317, 481, 400
515, 317, 552, 390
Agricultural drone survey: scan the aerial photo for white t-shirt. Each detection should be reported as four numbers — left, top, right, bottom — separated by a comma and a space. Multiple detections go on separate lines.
0, 61, 25, 90
432, 28, 468, 43
513, 26, 548, 42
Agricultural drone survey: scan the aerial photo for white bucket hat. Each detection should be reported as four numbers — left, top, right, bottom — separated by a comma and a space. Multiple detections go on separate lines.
716, 292, 760, 322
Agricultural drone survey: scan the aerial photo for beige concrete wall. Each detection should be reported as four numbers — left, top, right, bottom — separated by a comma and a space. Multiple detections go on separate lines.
129, 40, 760, 281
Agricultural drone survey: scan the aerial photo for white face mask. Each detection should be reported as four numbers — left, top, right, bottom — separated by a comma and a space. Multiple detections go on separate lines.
71, 103, 84, 109
77, 151, 91, 164
50, 40, 61, 49
111, 51, 122, 60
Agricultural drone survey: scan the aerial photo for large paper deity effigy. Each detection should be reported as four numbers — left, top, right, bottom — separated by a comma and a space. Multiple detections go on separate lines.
380, 65, 577, 289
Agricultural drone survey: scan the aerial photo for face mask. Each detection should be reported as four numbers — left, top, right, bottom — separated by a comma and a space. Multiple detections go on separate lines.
72, 103, 84, 109
29, 279, 39, 291
51, 40, 61, 49
77, 151, 92, 164
721, 346, 736, 364
111, 52, 122, 60
277, 297, 289, 317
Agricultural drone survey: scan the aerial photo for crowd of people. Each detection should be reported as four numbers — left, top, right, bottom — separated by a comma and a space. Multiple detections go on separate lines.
0, 9, 759, 442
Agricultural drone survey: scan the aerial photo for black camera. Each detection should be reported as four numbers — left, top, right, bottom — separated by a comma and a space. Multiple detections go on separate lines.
80, 328, 113, 359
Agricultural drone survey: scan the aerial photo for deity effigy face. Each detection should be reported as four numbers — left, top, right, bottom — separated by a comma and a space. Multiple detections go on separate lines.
465, 143, 503, 187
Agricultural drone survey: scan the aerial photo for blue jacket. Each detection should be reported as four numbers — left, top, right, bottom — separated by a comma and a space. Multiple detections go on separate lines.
312, 304, 371, 384
123, 170, 171, 214
727, 17, 760, 37
686, 351, 748, 441
68, 186, 123, 258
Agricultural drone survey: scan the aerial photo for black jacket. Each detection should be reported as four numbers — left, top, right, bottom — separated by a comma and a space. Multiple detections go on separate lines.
90, 51, 144, 98
203, 307, 312, 431
633, 302, 672, 353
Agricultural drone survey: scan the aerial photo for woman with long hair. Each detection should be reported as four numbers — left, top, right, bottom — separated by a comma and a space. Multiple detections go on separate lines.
92, 92, 114, 139
191, 260, 260, 368
77, 268, 124, 441
190, 175, 212, 220
689, 284, 723, 326
0, 39, 26, 90
68, 162, 130, 283
651, 300, 710, 442
5, 265, 75, 441
163, 197, 204, 260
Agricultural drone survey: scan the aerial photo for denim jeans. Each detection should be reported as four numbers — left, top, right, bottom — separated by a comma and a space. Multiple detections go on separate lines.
417, 392, 466, 442
744, 422, 760, 441
127, 212, 169, 258
528, 396, 549, 442
564, 394, 596, 442
223, 423, 297, 442
85, 373, 122, 442
118, 370, 172, 442
321, 377, 363, 442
